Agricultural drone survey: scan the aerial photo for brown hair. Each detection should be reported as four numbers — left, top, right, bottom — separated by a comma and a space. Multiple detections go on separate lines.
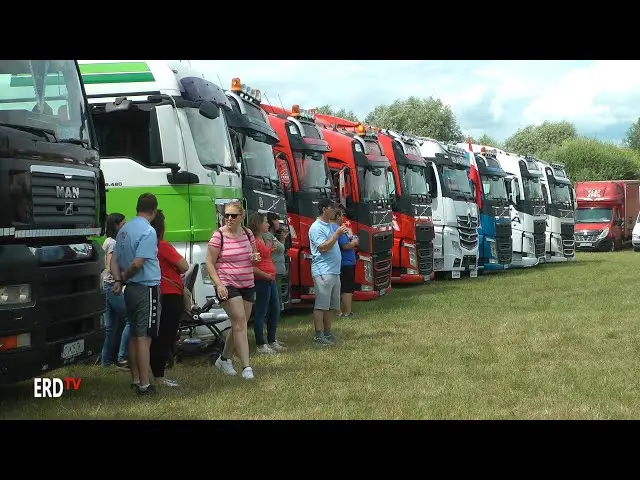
247, 212, 267, 236
224, 200, 245, 216
150, 209, 165, 242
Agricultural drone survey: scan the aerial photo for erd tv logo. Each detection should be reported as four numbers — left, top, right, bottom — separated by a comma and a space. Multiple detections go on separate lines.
33, 377, 82, 398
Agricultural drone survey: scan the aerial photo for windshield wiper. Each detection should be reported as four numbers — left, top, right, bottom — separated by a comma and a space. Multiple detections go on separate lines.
0, 122, 57, 142
59, 138, 90, 149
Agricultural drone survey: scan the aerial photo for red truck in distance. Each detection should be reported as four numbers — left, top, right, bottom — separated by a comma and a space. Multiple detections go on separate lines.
261, 103, 333, 307
574, 180, 640, 251
313, 113, 394, 299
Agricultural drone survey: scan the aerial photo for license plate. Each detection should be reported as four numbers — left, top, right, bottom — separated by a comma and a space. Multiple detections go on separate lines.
578, 242, 593, 247
61, 339, 85, 360
470, 269, 478, 278
379, 287, 387, 296
424, 275, 430, 281
452, 271, 461, 279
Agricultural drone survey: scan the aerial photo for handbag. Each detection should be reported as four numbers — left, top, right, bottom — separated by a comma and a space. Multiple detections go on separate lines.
162, 275, 194, 312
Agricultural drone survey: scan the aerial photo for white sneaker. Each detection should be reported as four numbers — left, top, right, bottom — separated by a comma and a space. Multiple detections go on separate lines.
256, 344, 277, 354
268, 341, 287, 352
241, 367, 254, 380
163, 378, 179, 387
215, 357, 237, 376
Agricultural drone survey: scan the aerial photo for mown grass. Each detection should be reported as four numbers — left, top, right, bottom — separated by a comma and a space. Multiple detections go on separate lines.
2, 251, 639, 419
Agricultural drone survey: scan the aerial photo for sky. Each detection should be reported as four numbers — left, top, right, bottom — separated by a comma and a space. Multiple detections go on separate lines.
185, 60, 640, 144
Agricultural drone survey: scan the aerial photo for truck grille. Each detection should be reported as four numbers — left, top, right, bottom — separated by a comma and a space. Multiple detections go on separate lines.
373, 251, 392, 290
456, 215, 479, 250
533, 219, 546, 235
416, 241, 433, 276
31, 166, 97, 228
534, 234, 545, 258
495, 222, 511, 238
497, 236, 512, 264
574, 230, 601, 242
415, 223, 435, 243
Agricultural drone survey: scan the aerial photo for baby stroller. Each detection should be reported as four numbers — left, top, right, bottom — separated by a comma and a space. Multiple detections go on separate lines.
173, 263, 230, 365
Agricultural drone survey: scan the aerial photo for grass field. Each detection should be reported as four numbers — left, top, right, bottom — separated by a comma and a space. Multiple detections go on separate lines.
1, 251, 639, 420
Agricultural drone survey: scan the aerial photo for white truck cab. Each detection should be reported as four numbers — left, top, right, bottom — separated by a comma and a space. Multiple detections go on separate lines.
495, 151, 547, 267
535, 159, 576, 262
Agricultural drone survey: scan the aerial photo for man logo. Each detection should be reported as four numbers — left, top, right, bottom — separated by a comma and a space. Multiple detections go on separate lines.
56, 186, 80, 199
65, 202, 74, 216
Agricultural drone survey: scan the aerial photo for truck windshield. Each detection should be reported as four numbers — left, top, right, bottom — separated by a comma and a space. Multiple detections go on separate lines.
481, 174, 508, 200
549, 183, 572, 204
358, 166, 389, 201
294, 152, 331, 190
0, 60, 91, 145
242, 135, 278, 180
401, 164, 429, 195
576, 208, 612, 223
522, 177, 544, 201
441, 165, 473, 199
184, 107, 235, 169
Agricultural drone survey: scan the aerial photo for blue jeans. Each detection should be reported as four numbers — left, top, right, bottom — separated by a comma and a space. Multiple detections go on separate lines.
253, 278, 280, 346
101, 283, 130, 366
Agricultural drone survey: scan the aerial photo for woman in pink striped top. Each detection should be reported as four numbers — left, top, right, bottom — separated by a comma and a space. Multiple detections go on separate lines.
205, 200, 261, 380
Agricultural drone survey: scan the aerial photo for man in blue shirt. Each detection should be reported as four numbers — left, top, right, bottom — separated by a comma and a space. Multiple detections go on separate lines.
308, 198, 348, 346
111, 193, 161, 395
331, 204, 359, 318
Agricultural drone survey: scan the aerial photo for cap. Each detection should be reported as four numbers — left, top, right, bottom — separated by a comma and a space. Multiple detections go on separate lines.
317, 198, 338, 213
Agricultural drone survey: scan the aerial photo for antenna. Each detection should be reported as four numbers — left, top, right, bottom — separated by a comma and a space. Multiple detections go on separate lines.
263, 92, 273, 108
216, 74, 224, 91
277, 93, 286, 113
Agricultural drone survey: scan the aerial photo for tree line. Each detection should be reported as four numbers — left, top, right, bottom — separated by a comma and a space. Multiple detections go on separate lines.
315, 97, 640, 183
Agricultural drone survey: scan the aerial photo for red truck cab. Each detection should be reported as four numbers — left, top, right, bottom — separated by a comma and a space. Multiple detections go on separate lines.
574, 180, 640, 251
377, 130, 435, 283
262, 104, 333, 306
313, 114, 393, 299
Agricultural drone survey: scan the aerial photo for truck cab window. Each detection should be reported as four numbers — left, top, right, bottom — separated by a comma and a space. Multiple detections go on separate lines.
92, 104, 161, 166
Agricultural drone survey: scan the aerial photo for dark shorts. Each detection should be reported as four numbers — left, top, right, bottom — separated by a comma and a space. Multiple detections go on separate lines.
124, 283, 161, 338
340, 265, 355, 294
220, 285, 256, 303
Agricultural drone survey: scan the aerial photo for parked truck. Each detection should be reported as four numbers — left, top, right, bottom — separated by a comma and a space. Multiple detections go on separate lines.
417, 138, 479, 279
378, 129, 434, 283
223, 78, 290, 308
574, 180, 640, 251
261, 104, 333, 306
313, 115, 393, 298
495, 151, 547, 267
0, 60, 106, 383
459, 143, 513, 271
535, 159, 576, 262
79, 60, 241, 331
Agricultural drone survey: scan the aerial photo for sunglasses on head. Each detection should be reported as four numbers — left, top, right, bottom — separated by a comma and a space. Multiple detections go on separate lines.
224, 213, 240, 219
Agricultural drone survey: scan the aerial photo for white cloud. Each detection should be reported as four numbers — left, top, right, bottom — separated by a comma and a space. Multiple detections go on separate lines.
182, 59, 638, 143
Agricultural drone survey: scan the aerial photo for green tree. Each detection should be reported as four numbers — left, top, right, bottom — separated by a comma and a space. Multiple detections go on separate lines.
364, 96, 463, 142
313, 104, 359, 122
544, 138, 640, 182
623, 118, 640, 152
472, 133, 501, 149
503, 121, 577, 157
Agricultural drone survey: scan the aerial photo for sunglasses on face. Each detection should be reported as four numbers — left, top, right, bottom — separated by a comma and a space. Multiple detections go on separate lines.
224, 213, 240, 219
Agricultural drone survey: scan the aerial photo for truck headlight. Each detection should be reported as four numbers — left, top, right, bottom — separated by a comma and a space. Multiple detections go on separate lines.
362, 258, 373, 283
451, 240, 462, 257
487, 239, 497, 258
0, 284, 32, 305
597, 227, 609, 240
633, 234, 640, 241
405, 243, 417, 267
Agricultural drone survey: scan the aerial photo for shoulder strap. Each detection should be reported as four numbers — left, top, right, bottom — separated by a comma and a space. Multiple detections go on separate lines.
217, 228, 224, 249
162, 275, 182, 290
